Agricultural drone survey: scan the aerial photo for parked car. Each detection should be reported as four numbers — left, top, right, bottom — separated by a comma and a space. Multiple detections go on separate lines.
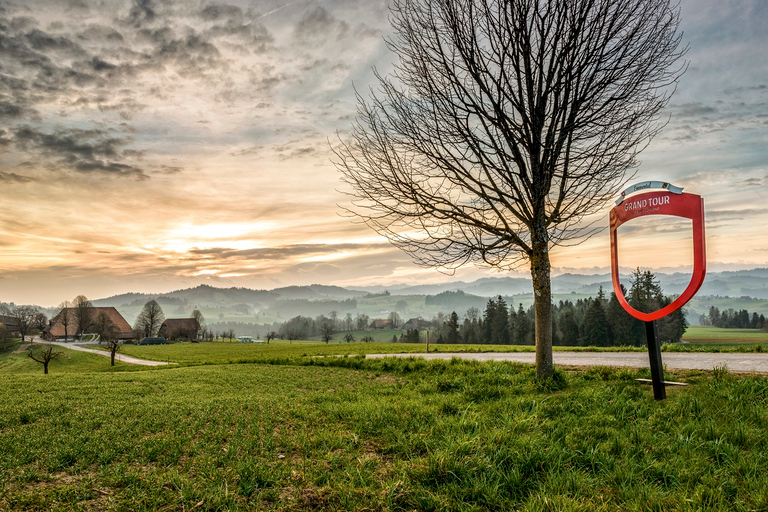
236, 336, 265, 343
139, 337, 167, 345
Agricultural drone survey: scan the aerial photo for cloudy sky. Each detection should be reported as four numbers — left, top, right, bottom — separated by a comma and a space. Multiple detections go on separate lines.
1, 0, 767, 306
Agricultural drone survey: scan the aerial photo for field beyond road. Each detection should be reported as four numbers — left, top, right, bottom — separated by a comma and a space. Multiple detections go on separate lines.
2, 341, 768, 511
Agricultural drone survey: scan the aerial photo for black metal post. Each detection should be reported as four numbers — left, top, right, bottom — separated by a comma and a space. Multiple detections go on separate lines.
645, 320, 666, 400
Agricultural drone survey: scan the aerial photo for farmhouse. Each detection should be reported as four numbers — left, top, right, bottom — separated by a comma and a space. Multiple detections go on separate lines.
45, 307, 133, 341
402, 317, 430, 330
0, 315, 20, 337
158, 318, 200, 342
370, 318, 393, 329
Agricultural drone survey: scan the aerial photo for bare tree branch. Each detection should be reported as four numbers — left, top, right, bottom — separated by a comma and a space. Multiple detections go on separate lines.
333, 0, 686, 378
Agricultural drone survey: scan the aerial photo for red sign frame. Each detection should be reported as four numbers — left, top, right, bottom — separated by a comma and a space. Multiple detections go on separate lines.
610, 190, 706, 322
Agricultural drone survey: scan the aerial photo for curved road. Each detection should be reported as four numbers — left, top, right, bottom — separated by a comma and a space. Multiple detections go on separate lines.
33, 339, 173, 366
367, 351, 768, 373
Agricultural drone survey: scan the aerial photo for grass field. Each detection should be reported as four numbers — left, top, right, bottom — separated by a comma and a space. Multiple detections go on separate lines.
2, 341, 768, 511
683, 325, 768, 344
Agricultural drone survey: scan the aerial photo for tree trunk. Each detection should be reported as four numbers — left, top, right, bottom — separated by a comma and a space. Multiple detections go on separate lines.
111, 349, 116, 366
43, 362, 49, 374
531, 231, 553, 380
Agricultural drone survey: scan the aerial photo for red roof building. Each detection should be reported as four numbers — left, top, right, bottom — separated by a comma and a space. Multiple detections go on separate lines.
46, 307, 133, 340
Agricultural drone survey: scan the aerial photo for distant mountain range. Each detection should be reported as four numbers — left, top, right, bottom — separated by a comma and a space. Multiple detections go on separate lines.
353, 268, 768, 300
86, 269, 768, 328
93, 269, 768, 307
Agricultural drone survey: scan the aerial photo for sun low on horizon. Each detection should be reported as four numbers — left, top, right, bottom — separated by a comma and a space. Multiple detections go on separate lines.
1, 0, 767, 307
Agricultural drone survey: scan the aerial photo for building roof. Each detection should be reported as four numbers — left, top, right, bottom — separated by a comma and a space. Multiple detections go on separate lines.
48, 307, 133, 338
0, 314, 20, 331
403, 317, 426, 329
160, 318, 200, 332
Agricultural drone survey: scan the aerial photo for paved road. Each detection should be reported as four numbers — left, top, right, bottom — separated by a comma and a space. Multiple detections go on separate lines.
367, 351, 768, 373
32, 339, 173, 367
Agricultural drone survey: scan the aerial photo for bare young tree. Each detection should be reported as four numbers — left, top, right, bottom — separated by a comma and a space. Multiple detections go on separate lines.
320, 321, 335, 344
135, 300, 165, 338
28, 344, 64, 374
265, 331, 279, 343
335, 0, 686, 378
10, 305, 39, 343
95, 311, 121, 366
34, 312, 48, 333
56, 300, 74, 341
72, 295, 94, 340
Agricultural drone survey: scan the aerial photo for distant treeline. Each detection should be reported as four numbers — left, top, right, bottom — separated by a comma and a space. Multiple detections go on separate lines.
205, 321, 282, 339
699, 307, 767, 329
423, 270, 687, 346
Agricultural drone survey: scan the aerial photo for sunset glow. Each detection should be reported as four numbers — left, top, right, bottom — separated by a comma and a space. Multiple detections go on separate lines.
1, 0, 767, 306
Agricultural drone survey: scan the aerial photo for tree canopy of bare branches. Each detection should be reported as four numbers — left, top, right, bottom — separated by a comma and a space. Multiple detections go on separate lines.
56, 301, 74, 341
95, 311, 121, 366
335, 0, 686, 378
72, 295, 94, 339
9, 305, 40, 343
135, 300, 165, 338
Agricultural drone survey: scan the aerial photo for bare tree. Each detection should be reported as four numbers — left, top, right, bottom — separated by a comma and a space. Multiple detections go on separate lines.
135, 300, 165, 338
95, 311, 121, 366
192, 309, 205, 327
388, 311, 402, 329
345, 313, 354, 332
53, 300, 73, 341
72, 295, 94, 340
34, 312, 48, 333
28, 344, 64, 374
356, 313, 370, 331
10, 306, 39, 343
265, 331, 279, 343
335, 0, 686, 378
320, 321, 335, 343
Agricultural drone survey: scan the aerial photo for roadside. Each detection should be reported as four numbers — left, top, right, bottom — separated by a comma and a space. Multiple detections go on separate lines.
29, 337, 174, 367
367, 351, 768, 373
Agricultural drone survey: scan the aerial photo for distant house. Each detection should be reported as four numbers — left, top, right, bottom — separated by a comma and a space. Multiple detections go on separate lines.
402, 317, 429, 330
370, 318, 393, 330
45, 307, 133, 341
0, 315, 20, 337
158, 318, 200, 342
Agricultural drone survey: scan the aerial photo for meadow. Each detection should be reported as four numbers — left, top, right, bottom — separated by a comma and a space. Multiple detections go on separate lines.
2, 341, 768, 511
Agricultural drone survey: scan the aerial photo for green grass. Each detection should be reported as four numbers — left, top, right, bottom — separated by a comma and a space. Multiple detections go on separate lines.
683, 325, 768, 343
113, 340, 642, 366
0, 344, 143, 374
2, 352, 768, 511
307, 328, 403, 342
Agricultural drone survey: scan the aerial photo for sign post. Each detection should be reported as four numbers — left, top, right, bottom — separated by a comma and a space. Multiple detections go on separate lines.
609, 182, 706, 400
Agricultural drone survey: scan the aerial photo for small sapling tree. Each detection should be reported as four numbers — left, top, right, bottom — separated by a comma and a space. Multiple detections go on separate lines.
28, 344, 64, 374
95, 311, 121, 366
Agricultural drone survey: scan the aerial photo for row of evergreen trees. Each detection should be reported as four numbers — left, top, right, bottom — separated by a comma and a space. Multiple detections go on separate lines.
699, 306, 767, 330
431, 269, 687, 346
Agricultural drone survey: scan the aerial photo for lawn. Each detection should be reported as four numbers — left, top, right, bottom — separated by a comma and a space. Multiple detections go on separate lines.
1, 342, 768, 511
0, 345, 143, 374
682, 325, 768, 344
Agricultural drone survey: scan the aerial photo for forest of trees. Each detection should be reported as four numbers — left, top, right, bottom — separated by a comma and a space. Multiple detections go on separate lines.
427, 270, 688, 346
699, 307, 767, 329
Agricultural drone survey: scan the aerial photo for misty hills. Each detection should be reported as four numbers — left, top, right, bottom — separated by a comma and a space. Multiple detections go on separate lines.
89, 269, 768, 328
